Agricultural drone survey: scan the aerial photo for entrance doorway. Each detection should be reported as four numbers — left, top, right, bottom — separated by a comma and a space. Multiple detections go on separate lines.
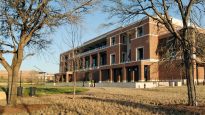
127, 66, 139, 82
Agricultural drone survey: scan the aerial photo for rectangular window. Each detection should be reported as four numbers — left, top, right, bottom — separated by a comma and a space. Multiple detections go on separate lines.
136, 48, 144, 60
111, 37, 116, 46
110, 54, 116, 64
85, 56, 90, 68
100, 53, 107, 65
128, 49, 131, 61
92, 58, 97, 67
169, 49, 176, 59
137, 26, 144, 37
123, 36, 126, 44
121, 52, 126, 62
120, 33, 127, 44
65, 55, 68, 61
65, 68, 68, 72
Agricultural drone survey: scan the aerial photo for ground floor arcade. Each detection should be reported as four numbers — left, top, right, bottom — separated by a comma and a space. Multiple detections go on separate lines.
55, 61, 205, 83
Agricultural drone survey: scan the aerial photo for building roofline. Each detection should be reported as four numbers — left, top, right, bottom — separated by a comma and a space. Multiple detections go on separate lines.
81, 16, 149, 47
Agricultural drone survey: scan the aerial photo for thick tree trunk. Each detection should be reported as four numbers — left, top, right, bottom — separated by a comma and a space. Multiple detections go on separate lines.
184, 51, 197, 106
7, 47, 23, 106
7, 67, 20, 106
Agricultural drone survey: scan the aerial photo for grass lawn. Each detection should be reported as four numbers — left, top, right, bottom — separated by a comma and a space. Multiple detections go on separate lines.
0, 85, 205, 114
23, 86, 88, 96
0, 83, 88, 96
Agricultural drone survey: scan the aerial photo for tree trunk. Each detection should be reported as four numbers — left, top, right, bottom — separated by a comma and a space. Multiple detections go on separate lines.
7, 47, 23, 106
184, 51, 197, 106
73, 72, 76, 99
7, 67, 20, 106
7, 71, 12, 105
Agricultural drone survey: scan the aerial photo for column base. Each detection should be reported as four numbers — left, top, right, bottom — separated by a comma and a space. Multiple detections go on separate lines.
122, 80, 127, 83
131, 80, 135, 82
110, 80, 113, 83
139, 80, 145, 82
99, 81, 102, 83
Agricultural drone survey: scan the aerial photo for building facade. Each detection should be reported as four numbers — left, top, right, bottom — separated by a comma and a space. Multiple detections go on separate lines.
55, 17, 205, 83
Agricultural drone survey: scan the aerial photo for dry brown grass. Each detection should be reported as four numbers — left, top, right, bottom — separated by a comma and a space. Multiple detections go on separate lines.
0, 86, 205, 115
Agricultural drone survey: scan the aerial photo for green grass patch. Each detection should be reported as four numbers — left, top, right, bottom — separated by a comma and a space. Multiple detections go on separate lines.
23, 87, 89, 96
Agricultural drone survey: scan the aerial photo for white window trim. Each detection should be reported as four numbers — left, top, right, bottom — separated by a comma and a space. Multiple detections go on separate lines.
110, 53, 116, 65
110, 36, 116, 46
136, 26, 144, 38
136, 47, 144, 61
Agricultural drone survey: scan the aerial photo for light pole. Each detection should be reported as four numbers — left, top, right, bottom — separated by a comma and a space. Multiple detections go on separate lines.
17, 71, 23, 97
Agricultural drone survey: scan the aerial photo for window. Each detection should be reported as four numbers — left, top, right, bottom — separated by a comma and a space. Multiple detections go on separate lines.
110, 54, 116, 64
65, 67, 68, 72
121, 33, 127, 44
168, 49, 177, 59
128, 49, 131, 61
136, 48, 144, 60
79, 59, 83, 69
100, 53, 107, 65
111, 37, 116, 46
121, 52, 126, 62
85, 57, 90, 68
92, 58, 97, 67
65, 55, 68, 61
122, 36, 127, 44
137, 26, 144, 37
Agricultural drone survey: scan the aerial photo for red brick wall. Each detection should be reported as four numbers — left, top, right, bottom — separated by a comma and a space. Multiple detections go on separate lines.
158, 60, 184, 80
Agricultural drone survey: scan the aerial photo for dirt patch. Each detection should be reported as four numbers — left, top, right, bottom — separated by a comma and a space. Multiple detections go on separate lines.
0, 104, 49, 114
0, 92, 6, 100
160, 104, 205, 114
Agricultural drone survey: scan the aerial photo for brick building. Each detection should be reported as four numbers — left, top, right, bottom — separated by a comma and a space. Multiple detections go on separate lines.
55, 17, 205, 84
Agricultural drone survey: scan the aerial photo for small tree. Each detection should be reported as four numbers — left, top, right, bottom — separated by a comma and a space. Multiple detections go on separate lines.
64, 24, 83, 99
0, 0, 97, 106
104, 0, 205, 106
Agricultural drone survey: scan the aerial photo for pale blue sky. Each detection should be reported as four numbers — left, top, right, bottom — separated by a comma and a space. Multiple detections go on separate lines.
1, 1, 204, 74
17, 10, 118, 73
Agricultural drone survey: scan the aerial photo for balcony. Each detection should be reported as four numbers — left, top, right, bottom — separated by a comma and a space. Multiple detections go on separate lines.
78, 45, 108, 57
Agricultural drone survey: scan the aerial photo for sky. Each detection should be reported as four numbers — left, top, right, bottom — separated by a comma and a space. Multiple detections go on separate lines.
0, 10, 118, 74
1, 1, 204, 74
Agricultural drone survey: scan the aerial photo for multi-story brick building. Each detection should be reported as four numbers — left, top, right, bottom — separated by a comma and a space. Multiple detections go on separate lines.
55, 17, 205, 84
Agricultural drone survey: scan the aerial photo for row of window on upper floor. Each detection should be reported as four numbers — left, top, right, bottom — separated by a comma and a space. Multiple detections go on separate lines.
110, 26, 144, 46
61, 26, 145, 62
61, 46, 145, 72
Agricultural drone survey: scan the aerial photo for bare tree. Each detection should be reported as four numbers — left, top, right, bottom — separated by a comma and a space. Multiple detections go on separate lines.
0, 0, 97, 106
28, 70, 39, 85
63, 24, 83, 99
104, 0, 205, 106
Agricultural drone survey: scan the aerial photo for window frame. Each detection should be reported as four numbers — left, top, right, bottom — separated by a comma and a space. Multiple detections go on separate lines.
136, 47, 144, 61
110, 53, 116, 65
110, 36, 116, 46
136, 26, 144, 38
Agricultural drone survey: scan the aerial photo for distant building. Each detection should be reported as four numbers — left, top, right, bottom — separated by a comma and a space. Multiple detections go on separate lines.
56, 17, 205, 84
0, 70, 54, 82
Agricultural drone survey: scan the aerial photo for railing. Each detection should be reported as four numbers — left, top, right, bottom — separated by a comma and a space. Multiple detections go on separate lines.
77, 45, 108, 57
